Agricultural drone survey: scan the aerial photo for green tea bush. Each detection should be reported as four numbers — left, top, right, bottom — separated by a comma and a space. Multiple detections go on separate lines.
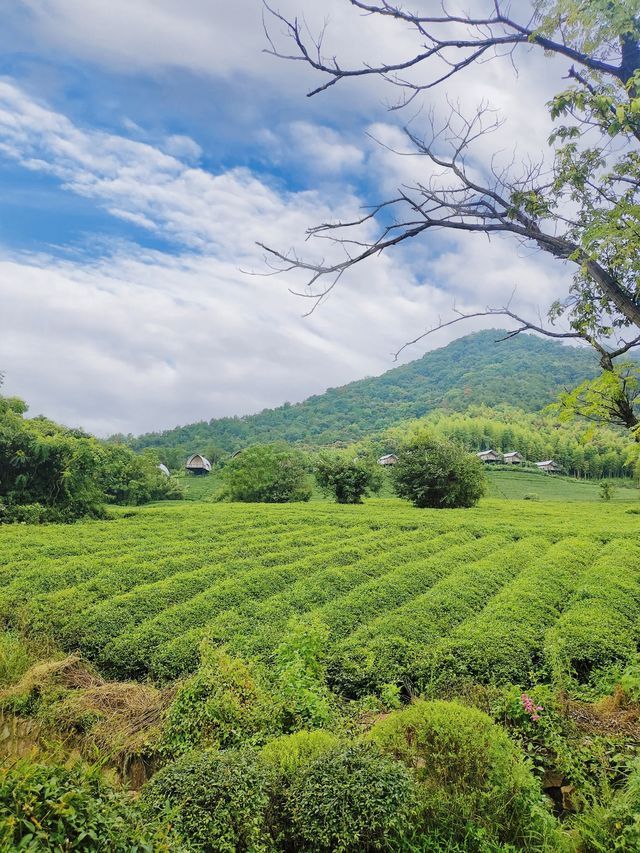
0, 631, 34, 687
368, 700, 558, 850
430, 538, 599, 686
544, 541, 640, 689
221, 444, 312, 503
260, 729, 341, 779
141, 748, 271, 853
0, 759, 172, 851
284, 743, 417, 852
391, 432, 485, 508
160, 644, 271, 757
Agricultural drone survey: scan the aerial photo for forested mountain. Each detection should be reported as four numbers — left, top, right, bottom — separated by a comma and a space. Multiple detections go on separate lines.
128, 331, 601, 460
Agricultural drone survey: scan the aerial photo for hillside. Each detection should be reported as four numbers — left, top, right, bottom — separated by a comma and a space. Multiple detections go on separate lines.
130, 330, 599, 456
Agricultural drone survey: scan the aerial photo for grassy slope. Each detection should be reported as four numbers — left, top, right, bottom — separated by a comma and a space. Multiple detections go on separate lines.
175, 468, 640, 503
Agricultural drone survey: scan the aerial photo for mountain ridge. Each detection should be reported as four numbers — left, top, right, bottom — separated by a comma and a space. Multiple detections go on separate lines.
129, 330, 600, 457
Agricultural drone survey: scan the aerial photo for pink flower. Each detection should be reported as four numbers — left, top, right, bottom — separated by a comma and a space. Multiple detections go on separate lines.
520, 693, 544, 721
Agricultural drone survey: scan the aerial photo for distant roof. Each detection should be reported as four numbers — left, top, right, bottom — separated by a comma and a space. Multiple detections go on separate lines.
503, 451, 522, 458
477, 449, 501, 457
157, 463, 170, 476
186, 453, 212, 471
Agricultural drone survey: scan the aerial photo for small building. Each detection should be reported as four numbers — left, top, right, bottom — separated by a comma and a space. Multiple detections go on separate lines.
157, 463, 171, 477
536, 460, 561, 473
185, 453, 212, 475
503, 451, 525, 465
477, 449, 503, 463
378, 454, 398, 466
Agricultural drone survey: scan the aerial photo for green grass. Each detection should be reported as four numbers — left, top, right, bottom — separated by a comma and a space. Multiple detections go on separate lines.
486, 468, 639, 501
175, 467, 640, 504
1, 497, 639, 692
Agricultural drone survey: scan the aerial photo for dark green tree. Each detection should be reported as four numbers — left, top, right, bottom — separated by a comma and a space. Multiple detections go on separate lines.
391, 432, 485, 509
221, 444, 312, 503
315, 451, 382, 503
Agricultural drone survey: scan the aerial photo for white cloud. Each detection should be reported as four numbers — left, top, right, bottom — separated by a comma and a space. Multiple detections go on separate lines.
0, 0, 583, 438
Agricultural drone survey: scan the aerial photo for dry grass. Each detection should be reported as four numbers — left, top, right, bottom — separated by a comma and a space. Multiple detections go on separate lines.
562, 688, 640, 738
0, 654, 177, 785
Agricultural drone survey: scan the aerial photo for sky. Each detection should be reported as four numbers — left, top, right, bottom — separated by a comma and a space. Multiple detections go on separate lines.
0, 0, 576, 436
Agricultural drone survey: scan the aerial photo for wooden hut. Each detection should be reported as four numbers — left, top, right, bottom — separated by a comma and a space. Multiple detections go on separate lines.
535, 459, 561, 473
378, 454, 398, 466
185, 453, 212, 475
476, 449, 502, 463
503, 451, 524, 465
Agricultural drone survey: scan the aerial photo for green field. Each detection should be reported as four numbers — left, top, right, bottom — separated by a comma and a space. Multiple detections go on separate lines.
2, 497, 639, 694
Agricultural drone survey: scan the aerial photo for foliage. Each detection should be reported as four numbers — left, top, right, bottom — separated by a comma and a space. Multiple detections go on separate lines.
1, 499, 639, 694
221, 443, 312, 503
160, 644, 270, 757
376, 403, 636, 479
368, 700, 558, 849
127, 331, 602, 453
551, 364, 640, 438
272, 618, 335, 730
0, 631, 34, 687
98, 445, 184, 505
390, 431, 485, 508
570, 759, 640, 852
0, 759, 173, 851
0, 393, 182, 523
314, 450, 382, 503
284, 743, 417, 852
259, 729, 340, 779
141, 748, 272, 853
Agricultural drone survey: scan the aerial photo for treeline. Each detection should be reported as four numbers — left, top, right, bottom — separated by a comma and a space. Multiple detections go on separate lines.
0, 394, 182, 523
369, 405, 636, 480
125, 331, 601, 456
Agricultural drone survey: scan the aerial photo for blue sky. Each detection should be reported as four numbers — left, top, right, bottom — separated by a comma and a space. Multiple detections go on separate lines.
0, 1, 569, 435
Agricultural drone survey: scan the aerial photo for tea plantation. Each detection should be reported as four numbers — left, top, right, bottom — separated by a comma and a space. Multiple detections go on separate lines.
2, 498, 639, 694
4, 497, 640, 851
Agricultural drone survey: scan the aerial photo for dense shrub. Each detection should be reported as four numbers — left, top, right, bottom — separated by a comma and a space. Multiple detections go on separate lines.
285, 743, 417, 852
141, 749, 272, 852
0, 760, 172, 851
314, 451, 382, 503
368, 700, 558, 849
221, 444, 312, 503
390, 432, 485, 508
98, 445, 184, 505
260, 729, 340, 779
0, 393, 182, 523
160, 644, 271, 756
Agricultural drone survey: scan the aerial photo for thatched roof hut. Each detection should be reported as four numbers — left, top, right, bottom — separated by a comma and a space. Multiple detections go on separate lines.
185, 453, 212, 475
378, 454, 398, 466
503, 451, 524, 464
535, 459, 561, 473
477, 449, 502, 463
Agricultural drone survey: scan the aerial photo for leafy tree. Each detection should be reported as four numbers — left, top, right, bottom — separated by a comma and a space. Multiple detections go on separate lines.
315, 450, 382, 503
98, 445, 183, 505
391, 432, 485, 509
0, 391, 182, 522
221, 443, 312, 502
263, 1, 640, 434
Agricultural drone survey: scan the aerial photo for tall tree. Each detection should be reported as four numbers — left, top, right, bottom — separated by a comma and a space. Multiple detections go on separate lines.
263, 0, 640, 438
